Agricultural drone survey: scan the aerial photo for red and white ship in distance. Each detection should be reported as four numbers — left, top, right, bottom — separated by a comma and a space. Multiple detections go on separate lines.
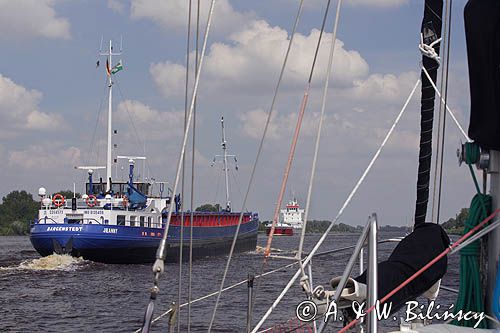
266, 199, 304, 236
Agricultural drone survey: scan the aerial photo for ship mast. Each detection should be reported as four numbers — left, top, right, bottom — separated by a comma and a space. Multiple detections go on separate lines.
99, 40, 122, 192
212, 117, 238, 212
221, 117, 230, 211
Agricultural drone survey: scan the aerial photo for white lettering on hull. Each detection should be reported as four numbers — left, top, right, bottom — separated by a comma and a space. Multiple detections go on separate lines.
46, 226, 83, 232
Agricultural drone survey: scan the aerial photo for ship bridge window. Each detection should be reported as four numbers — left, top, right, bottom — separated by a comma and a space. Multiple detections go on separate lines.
86, 183, 105, 195
134, 183, 151, 196
130, 216, 136, 227
140, 216, 145, 227
111, 183, 126, 196
117, 215, 125, 226
147, 216, 151, 228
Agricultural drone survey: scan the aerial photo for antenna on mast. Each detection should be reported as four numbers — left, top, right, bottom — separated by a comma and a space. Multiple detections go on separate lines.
99, 35, 103, 52
211, 116, 239, 212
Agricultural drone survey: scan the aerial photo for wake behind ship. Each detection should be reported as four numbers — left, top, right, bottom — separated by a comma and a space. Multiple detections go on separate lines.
29, 40, 258, 264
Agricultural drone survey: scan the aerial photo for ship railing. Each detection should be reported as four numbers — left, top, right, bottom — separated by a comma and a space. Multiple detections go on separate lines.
41, 197, 130, 211
317, 213, 379, 333
32, 216, 59, 224
33, 216, 103, 225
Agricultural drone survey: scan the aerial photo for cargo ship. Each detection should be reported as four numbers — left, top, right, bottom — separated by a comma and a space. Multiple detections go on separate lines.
265, 198, 304, 236
29, 40, 258, 263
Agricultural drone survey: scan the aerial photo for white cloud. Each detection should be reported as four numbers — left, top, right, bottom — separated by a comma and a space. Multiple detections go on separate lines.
130, 0, 253, 35
151, 20, 369, 97
115, 100, 185, 140
339, 71, 419, 104
239, 109, 332, 141
0, 0, 71, 40
8, 145, 81, 170
108, 0, 125, 14
150, 62, 186, 98
347, 0, 408, 7
0, 74, 66, 135
301, 0, 408, 8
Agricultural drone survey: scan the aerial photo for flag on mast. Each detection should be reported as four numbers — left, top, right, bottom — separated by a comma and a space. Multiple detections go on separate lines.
105, 59, 111, 76
111, 60, 123, 74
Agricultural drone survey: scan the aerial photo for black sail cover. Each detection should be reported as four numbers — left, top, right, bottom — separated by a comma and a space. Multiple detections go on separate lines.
465, 0, 500, 149
354, 223, 450, 313
414, 0, 443, 226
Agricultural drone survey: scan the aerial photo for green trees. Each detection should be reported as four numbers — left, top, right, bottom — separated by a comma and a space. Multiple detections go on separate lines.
0, 190, 79, 235
195, 203, 221, 212
0, 191, 39, 235
54, 190, 81, 199
442, 207, 469, 234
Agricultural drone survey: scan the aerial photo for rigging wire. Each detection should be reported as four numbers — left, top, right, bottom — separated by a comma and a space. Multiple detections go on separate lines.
420, 66, 469, 142
206, 1, 307, 331
114, 80, 154, 178
264, 0, 333, 259
256, 1, 338, 318
251, 78, 421, 333
297, 0, 343, 285
431, 0, 452, 225
254, 0, 339, 325
140, 1, 217, 332
212, 166, 223, 205
187, 0, 199, 331
135, 260, 299, 332
86, 76, 109, 167
436, 0, 453, 224
177, 0, 193, 331
229, 167, 243, 205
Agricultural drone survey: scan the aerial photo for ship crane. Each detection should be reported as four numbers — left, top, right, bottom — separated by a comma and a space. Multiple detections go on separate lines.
211, 116, 238, 212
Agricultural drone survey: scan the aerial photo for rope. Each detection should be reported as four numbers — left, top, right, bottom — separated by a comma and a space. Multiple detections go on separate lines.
251, 78, 421, 333
338, 209, 500, 333
298, 0, 343, 287
206, 1, 306, 330
419, 34, 442, 64
140, 1, 217, 332
450, 141, 491, 328
421, 65, 470, 142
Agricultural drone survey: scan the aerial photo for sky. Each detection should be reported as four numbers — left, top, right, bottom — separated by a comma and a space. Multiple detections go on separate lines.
0, 0, 477, 226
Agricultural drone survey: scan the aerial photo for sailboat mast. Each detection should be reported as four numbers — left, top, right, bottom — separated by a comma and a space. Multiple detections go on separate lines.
106, 40, 113, 192
221, 117, 231, 211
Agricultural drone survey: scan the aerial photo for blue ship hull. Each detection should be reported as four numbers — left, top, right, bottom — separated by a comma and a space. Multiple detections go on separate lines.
30, 218, 258, 264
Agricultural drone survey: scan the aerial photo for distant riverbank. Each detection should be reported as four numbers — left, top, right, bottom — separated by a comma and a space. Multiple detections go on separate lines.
258, 220, 411, 234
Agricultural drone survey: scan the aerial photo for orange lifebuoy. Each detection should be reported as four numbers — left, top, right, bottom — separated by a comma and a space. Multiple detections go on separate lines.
122, 195, 128, 208
86, 194, 98, 208
52, 193, 65, 207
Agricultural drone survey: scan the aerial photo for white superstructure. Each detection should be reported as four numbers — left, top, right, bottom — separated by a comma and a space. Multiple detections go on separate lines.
280, 199, 304, 230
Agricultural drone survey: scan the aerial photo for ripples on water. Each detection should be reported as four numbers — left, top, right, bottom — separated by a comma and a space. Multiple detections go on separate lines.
0, 233, 459, 332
